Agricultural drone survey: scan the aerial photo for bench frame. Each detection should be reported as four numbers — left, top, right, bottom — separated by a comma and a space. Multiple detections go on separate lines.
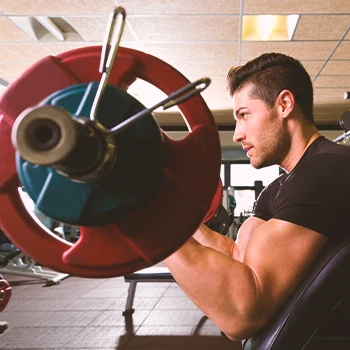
123, 267, 175, 316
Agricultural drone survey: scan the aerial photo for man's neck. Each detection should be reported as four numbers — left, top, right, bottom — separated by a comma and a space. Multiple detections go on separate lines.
281, 126, 321, 173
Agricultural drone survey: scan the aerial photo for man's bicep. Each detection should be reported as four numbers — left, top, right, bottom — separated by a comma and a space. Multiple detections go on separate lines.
243, 218, 328, 315
234, 216, 266, 261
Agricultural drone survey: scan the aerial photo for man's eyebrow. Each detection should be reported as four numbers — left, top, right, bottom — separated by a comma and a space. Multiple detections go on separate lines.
233, 106, 246, 118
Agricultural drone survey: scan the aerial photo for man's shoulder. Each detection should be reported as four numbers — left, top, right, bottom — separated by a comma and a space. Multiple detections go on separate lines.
279, 144, 350, 206
282, 153, 349, 197
306, 136, 350, 160
295, 151, 350, 177
290, 136, 350, 179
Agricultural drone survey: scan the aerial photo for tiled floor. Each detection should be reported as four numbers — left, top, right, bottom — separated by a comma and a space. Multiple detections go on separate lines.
0, 268, 242, 350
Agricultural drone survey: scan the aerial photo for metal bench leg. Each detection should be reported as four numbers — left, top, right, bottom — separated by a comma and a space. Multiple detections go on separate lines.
123, 281, 137, 316
0, 321, 8, 334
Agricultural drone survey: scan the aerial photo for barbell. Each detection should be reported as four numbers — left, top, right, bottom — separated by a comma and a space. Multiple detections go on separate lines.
0, 7, 222, 278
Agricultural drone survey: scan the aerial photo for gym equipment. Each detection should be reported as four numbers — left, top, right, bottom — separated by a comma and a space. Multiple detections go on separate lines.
0, 275, 11, 312
334, 110, 350, 143
0, 7, 221, 277
205, 205, 230, 235
0, 229, 69, 285
0, 321, 8, 334
203, 178, 223, 223
123, 266, 175, 316
339, 110, 350, 131
0, 274, 10, 334
0, 251, 69, 286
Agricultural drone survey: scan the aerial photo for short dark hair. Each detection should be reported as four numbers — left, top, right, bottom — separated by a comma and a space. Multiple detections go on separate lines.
226, 53, 314, 124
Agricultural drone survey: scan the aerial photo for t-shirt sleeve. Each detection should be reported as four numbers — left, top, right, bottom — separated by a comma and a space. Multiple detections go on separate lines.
253, 187, 271, 221
252, 178, 283, 221
273, 154, 350, 237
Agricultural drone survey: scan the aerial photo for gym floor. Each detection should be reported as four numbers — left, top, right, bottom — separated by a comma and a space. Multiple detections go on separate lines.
0, 264, 241, 350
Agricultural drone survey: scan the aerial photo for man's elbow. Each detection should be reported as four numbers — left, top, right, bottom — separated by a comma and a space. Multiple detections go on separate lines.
217, 300, 272, 341
221, 316, 268, 342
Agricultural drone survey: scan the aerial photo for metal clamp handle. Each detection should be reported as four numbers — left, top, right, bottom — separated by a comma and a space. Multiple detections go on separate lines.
90, 6, 126, 125
108, 77, 211, 136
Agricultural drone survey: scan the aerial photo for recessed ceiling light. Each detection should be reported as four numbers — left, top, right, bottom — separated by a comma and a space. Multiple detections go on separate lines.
242, 15, 299, 41
9, 16, 83, 42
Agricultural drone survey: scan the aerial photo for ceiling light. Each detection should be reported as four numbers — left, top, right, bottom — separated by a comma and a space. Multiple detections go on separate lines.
9, 16, 83, 42
242, 15, 299, 41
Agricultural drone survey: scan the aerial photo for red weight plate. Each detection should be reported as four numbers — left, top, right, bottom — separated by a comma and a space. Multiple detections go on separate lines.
204, 179, 223, 223
0, 46, 221, 277
0, 279, 12, 312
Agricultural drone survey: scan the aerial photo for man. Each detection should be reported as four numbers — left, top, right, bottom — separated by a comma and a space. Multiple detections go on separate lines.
165, 52, 350, 341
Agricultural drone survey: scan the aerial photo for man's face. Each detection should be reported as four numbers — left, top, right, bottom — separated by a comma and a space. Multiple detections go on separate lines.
232, 84, 290, 169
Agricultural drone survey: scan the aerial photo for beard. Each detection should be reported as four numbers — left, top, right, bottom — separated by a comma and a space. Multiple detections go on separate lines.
250, 109, 291, 169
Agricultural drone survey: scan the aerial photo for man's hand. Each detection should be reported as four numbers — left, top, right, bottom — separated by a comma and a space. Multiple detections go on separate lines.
193, 223, 235, 257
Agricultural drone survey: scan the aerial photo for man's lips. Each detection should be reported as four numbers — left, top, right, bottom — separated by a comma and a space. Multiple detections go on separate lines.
243, 146, 253, 157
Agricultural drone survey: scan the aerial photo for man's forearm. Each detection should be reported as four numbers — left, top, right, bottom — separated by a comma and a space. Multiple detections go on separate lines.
193, 224, 236, 257
164, 237, 263, 340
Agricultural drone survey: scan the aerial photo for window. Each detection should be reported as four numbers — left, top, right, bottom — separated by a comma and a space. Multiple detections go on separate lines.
230, 164, 280, 187
229, 164, 280, 216
220, 164, 225, 184
234, 189, 256, 216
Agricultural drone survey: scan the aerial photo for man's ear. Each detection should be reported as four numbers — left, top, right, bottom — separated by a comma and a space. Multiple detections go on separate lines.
276, 90, 295, 119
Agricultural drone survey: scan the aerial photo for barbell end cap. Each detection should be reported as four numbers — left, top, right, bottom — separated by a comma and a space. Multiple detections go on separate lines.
11, 105, 77, 166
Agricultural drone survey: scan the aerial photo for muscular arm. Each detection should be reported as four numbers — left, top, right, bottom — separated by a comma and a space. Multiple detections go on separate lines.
165, 218, 328, 340
193, 216, 265, 261
192, 224, 236, 257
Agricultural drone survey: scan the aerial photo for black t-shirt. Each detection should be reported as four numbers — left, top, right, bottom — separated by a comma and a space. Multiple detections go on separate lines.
253, 136, 350, 241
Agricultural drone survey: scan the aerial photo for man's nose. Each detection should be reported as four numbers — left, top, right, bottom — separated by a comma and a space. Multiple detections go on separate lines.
233, 123, 245, 143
